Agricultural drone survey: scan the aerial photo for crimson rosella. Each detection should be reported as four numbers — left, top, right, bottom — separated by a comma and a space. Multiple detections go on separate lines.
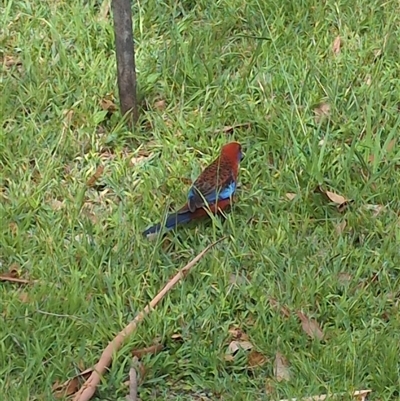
143, 142, 243, 237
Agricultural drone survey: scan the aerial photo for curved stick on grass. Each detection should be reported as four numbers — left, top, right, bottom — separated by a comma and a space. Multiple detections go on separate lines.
72, 237, 225, 401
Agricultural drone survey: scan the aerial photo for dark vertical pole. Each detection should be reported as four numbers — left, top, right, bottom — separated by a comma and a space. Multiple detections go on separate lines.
111, 0, 138, 127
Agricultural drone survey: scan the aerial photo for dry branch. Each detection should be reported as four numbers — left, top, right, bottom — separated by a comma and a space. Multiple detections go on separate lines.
72, 238, 225, 401
126, 357, 138, 401
0, 276, 35, 284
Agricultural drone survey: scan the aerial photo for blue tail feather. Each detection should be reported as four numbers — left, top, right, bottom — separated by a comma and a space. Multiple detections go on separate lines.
142, 210, 193, 237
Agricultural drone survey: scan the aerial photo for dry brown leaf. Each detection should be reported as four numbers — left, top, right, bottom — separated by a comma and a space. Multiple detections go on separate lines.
18, 292, 30, 303
53, 368, 93, 398
98, 0, 110, 21
228, 327, 249, 341
274, 352, 290, 382
154, 99, 166, 111
374, 48, 382, 60
226, 340, 253, 355
325, 191, 347, 205
63, 109, 74, 127
2, 55, 22, 69
0, 264, 34, 284
297, 311, 324, 340
278, 389, 372, 401
285, 193, 297, 201
131, 344, 163, 358
364, 204, 384, 217
130, 155, 151, 167
219, 122, 251, 134
337, 272, 352, 285
171, 333, 183, 341
332, 35, 341, 55
9, 222, 17, 235
247, 350, 268, 368
334, 220, 347, 235
100, 98, 117, 113
86, 165, 104, 187
228, 273, 247, 286
3, 263, 19, 279
313, 102, 331, 124
265, 378, 276, 395
386, 138, 396, 152
269, 297, 291, 318
50, 199, 64, 211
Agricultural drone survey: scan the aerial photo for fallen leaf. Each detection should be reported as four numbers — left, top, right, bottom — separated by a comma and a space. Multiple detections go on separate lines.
337, 272, 352, 285
248, 350, 268, 368
2, 55, 22, 69
132, 344, 163, 358
228, 327, 249, 341
386, 138, 396, 152
365, 74, 372, 86
265, 378, 276, 395
278, 389, 372, 401
86, 165, 104, 187
171, 333, 183, 341
325, 191, 347, 205
285, 193, 297, 201
100, 98, 117, 113
313, 102, 331, 124
130, 155, 151, 167
98, 0, 110, 21
50, 199, 64, 211
9, 221, 18, 235
154, 99, 166, 111
374, 48, 382, 60
334, 220, 347, 235
297, 311, 324, 340
229, 273, 247, 286
3, 263, 19, 278
274, 352, 290, 382
0, 264, 34, 284
364, 204, 384, 217
332, 35, 341, 55
226, 340, 253, 355
52, 367, 93, 398
18, 292, 30, 303
219, 122, 251, 134
269, 297, 291, 318
63, 109, 74, 127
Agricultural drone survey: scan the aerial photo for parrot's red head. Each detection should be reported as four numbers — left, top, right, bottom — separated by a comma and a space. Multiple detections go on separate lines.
221, 142, 243, 163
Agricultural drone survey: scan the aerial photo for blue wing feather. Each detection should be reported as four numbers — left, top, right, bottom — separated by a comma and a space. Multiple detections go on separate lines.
188, 180, 236, 206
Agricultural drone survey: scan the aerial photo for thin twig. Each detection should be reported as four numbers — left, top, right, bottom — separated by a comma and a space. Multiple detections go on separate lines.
37, 310, 81, 319
132, 343, 163, 358
0, 276, 34, 284
217, 122, 251, 134
72, 237, 225, 401
126, 357, 138, 401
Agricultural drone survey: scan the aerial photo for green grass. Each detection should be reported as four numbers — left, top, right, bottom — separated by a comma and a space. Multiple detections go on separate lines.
1, 0, 400, 399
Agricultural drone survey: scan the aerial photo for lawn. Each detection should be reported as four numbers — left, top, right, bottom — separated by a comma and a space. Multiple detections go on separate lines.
1, 0, 400, 400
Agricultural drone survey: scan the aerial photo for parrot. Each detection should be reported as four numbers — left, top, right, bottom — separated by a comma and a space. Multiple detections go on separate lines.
142, 141, 243, 237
